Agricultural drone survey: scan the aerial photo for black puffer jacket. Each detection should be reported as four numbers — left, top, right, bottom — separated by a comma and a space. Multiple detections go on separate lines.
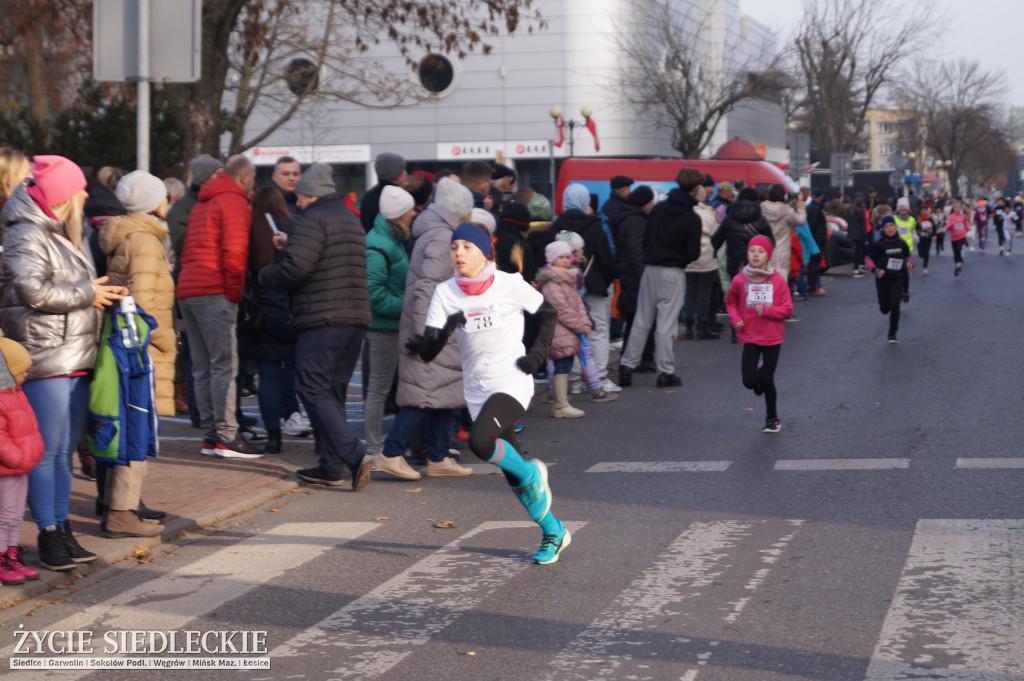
259, 193, 371, 331
600, 193, 633, 231
806, 199, 828, 250
548, 209, 616, 296
614, 206, 647, 319
644, 189, 702, 269
711, 199, 775, 275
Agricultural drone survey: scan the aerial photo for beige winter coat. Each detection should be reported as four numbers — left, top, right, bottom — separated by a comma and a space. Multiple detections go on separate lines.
100, 212, 177, 416
685, 203, 721, 273
760, 201, 806, 279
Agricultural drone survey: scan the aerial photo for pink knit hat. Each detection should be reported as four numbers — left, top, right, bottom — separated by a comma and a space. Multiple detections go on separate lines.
748, 235, 773, 261
29, 155, 87, 209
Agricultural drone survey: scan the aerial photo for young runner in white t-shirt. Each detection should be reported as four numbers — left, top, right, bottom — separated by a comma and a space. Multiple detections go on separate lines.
407, 222, 570, 565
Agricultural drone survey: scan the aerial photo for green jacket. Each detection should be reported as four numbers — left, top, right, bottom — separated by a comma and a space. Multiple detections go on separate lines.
166, 187, 198, 271
366, 214, 410, 333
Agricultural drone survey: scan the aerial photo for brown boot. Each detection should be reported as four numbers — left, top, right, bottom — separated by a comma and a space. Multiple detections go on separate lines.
173, 382, 189, 415
104, 510, 164, 539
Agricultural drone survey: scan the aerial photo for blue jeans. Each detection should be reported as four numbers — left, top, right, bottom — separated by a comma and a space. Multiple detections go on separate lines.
23, 376, 90, 530
257, 360, 300, 429
552, 356, 574, 375
382, 407, 452, 463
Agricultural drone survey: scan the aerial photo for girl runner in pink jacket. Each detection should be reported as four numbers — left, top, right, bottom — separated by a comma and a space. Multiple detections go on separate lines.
726, 236, 793, 433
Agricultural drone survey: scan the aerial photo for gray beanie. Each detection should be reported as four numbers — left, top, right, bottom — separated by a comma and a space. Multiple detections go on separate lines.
375, 152, 406, 182
116, 170, 166, 214
189, 154, 223, 186
294, 162, 336, 198
435, 177, 473, 220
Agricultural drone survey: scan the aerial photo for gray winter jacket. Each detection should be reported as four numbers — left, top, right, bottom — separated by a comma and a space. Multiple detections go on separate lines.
0, 184, 101, 380
396, 203, 465, 410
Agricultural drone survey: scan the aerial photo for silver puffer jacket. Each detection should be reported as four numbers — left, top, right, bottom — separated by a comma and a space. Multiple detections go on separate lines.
0, 184, 101, 380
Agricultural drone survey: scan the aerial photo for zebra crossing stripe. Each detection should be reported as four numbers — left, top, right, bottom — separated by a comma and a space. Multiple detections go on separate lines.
543, 519, 804, 681
0, 523, 377, 681
775, 458, 910, 471
864, 519, 1024, 680
271, 520, 587, 679
586, 462, 732, 472
956, 458, 1024, 469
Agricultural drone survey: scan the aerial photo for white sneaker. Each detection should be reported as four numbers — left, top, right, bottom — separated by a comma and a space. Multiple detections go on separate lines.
426, 457, 474, 477
375, 454, 422, 480
609, 339, 624, 352
569, 379, 584, 395
281, 412, 312, 437
601, 378, 622, 393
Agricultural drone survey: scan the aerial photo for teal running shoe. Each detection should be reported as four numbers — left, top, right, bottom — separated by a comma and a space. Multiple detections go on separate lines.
533, 522, 571, 565
512, 460, 551, 523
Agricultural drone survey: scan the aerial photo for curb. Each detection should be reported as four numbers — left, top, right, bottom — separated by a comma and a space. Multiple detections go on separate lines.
1, 476, 300, 611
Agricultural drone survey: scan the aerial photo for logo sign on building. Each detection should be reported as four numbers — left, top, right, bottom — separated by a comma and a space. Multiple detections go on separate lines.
437, 143, 502, 160
507, 141, 551, 159
244, 145, 371, 165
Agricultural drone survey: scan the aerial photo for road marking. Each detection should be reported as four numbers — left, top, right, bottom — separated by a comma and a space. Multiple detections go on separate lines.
271, 520, 587, 679
956, 458, 1024, 469
2, 523, 377, 680
586, 461, 732, 472
543, 519, 804, 681
864, 519, 1024, 681
775, 458, 910, 471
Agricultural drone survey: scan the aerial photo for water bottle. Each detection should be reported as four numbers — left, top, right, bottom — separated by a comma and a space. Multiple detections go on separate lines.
120, 294, 141, 348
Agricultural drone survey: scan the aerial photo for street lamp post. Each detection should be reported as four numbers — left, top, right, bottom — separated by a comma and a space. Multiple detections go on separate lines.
549, 105, 593, 158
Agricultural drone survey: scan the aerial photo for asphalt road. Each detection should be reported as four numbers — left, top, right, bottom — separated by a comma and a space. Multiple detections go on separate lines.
3, 245, 1023, 681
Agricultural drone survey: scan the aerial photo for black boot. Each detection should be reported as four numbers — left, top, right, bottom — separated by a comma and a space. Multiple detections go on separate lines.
682, 324, 695, 340
266, 429, 282, 454
94, 463, 108, 517
37, 526, 76, 571
61, 521, 98, 564
135, 500, 166, 521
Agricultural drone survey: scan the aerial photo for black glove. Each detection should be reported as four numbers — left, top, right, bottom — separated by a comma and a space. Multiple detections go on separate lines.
443, 311, 467, 334
405, 334, 426, 357
515, 355, 541, 375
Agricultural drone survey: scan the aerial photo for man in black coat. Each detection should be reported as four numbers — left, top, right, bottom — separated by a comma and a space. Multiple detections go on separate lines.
600, 175, 634, 231
260, 162, 374, 491
805, 187, 828, 295
619, 168, 704, 388
360, 152, 407, 233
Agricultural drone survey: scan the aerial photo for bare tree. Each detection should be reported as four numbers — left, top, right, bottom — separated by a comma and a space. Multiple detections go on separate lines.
789, 0, 938, 161
905, 58, 1010, 197
164, 0, 545, 162
612, 0, 785, 158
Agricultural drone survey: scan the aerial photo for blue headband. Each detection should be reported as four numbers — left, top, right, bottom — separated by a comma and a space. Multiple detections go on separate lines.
451, 223, 492, 257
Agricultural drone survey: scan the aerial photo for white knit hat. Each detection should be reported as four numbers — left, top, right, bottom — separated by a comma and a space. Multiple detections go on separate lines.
435, 177, 473, 220
470, 208, 496, 234
116, 170, 166, 214
379, 185, 415, 220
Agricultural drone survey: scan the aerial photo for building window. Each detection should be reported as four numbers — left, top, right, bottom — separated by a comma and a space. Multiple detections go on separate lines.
879, 143, 894, 155
879, 121, 893, 134
418, 54, 455, 94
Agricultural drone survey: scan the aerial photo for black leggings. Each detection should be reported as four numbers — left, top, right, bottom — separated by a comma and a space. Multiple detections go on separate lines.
741, 344, 781, 419
468, 393, 526, 484
876, 280, 902, 335
919, 237, 931, 268
952, 238, 965, 264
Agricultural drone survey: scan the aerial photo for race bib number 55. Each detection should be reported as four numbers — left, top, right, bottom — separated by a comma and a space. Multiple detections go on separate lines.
746, 283, 773, 306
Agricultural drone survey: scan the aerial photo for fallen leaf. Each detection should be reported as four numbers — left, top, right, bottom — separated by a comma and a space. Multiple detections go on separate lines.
133, 544, 153, 564
373, 516, 390, 521
744, 408, 754, 412
433, 520, 457, 529
421, 502, 429, 505
404, 487, 423, 493
271, 508, 280, 512
305, 490, 314, 494
427, 518, 440, 522
465, 651, 477, 657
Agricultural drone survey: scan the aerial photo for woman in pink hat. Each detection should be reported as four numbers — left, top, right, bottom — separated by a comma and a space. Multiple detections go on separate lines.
0, 155, 126, 571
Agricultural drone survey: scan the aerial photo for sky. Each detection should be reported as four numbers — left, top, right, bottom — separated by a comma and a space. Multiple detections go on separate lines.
740, 0, 1024, 107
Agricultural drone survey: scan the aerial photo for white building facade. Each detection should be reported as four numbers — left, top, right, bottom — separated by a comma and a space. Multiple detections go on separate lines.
236, 0, 785, 195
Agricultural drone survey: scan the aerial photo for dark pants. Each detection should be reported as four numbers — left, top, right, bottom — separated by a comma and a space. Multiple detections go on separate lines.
806, 255, 821, 292
741, 344, 781, 420
382, 407, 452, 463
684, 271, 716, 331
952, 238, 966, 264
295, 326, 366, 478
468, 393, 525, 484
919, 237, 932, 269
876, 279, 902, 335
258, 360, 300, 429
854, 240, 867, 269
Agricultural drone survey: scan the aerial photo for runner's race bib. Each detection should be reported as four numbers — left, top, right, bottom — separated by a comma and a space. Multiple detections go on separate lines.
464, 303, 503, 333
746, 283, 773, 306
887, 257, 903, 270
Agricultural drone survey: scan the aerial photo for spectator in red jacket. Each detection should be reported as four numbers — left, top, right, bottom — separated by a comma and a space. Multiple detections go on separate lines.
176, 155, 263, 459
